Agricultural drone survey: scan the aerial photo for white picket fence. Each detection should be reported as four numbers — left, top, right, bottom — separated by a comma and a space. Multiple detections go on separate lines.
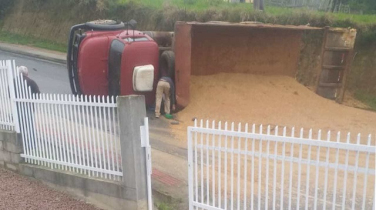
0, 60, 19, 132
0, 60, 122, 181
187, 120, 375, 210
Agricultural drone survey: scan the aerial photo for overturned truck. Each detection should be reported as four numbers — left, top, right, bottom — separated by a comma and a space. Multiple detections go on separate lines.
67, 20, 357, 108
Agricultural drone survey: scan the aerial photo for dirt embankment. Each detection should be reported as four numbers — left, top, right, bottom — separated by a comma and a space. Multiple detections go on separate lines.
172, 73, 376, 145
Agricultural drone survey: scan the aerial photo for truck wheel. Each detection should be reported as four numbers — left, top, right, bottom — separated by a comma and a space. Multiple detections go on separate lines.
85, 20, 125, 31
160, 51, 175, 79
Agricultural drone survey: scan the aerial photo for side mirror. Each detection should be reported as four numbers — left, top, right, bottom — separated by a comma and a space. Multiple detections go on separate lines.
128, 19, 137, 30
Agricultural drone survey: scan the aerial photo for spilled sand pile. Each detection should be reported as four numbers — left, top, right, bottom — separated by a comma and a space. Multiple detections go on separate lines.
172, 73, 376, 144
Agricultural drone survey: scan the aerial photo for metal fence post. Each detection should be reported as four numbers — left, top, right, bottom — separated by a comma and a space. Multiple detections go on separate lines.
117, 95, 149, 210
187, 127, 194, 210
6, 60, 20, 133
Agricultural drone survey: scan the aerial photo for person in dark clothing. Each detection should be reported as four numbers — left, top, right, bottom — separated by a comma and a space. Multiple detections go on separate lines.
18, 66, 40, 95
16, 66, 40, 151
155, 76, 176, 118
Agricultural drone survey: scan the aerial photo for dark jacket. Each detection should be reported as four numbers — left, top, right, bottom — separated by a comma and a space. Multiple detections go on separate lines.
13, 76, 40, 97
160, 76, 176, 105
23, 76, 40, 95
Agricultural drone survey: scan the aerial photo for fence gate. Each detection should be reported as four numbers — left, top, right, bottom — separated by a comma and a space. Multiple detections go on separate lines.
187, 120, 375, 210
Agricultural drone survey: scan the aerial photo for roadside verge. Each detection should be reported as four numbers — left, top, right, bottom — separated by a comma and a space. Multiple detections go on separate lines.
0, 42, 66, 64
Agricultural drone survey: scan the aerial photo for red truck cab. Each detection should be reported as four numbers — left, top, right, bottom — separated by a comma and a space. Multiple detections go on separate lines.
68, 21, 159, 106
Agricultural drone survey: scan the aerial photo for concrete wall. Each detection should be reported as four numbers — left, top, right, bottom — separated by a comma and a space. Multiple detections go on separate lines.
0, 130, 23, 171
18, 164, 139, 210
0, 129, 139, 210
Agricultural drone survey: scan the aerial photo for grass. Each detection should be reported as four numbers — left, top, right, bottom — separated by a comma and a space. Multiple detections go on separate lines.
119, 0, 248, 11
155, 202, 174, 210
331, 12, 376, 24
0, 31, 66, 53
266, 7, 376, 24
354, 91, 376, 111
117, 0, 376, 24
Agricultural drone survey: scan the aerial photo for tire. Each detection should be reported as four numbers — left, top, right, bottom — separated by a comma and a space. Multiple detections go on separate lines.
159, 50, 175, 79
85, 20, 125, 31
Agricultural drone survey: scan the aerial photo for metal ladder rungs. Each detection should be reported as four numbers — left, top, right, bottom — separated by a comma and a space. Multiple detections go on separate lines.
322, 65, 346, 70
319, 82, 342, 87
325, 47, 351, 52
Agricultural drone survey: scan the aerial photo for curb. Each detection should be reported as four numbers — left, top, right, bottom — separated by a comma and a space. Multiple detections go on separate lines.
0, 45, 67, 65
152, 186, 187, 209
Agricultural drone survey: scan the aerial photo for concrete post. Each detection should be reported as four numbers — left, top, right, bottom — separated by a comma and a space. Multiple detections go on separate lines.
117, 95, 148, 210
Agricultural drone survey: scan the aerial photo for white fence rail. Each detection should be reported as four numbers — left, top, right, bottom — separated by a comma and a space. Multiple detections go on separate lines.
1, 60, 122, 181
188, 120, 375, 210
0, 60, 19, 132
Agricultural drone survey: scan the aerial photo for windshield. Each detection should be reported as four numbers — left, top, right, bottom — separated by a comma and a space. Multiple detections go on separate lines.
108, 39, 125, 96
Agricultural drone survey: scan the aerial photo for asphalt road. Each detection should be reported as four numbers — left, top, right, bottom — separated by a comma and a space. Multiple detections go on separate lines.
0, 50, 71, 94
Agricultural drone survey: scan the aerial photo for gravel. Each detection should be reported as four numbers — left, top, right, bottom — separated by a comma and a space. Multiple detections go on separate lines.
0, 168, 99, 210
